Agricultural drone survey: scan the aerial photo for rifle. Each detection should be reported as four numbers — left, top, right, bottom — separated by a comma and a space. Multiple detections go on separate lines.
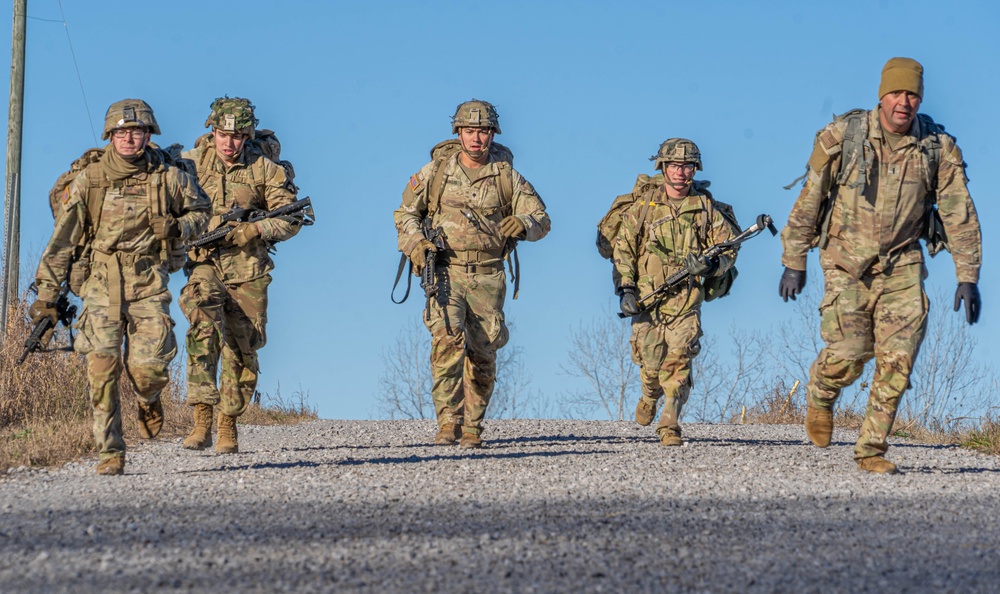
188, 197, 315, 249
18, 283, 78, 364
420, 218, 446, 321
619, 214, 778, 319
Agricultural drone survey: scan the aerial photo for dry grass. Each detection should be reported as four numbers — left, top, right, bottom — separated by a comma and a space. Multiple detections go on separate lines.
1, 294, 316, 473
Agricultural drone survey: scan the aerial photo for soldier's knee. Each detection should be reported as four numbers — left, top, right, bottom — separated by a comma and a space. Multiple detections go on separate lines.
87, 352, 120, 380
128, 362, 170, 396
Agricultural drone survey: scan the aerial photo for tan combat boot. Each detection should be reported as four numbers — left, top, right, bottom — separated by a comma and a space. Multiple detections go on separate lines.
857, 456, 898, 475
459, 432, 482, 449
95, 455, 125, 476
635, 397, 659, 427
137, 399, 164, 439
216, 412, 239, 454
434, 423, 462, 446
805, 404, 834, 448
182, 404, 214, 450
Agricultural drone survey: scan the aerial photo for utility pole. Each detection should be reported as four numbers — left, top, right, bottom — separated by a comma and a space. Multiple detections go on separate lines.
1, 0, 26, 346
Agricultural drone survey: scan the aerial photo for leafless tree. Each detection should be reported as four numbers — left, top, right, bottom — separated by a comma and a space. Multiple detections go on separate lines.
559, 312, 638, 420
375, 318, 531, 420
688, 325, 769, 423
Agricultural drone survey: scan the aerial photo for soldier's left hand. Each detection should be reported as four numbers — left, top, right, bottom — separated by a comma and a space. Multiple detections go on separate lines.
683, 253, 718, 277
499, 216, 526, 239
226, 222, 261, 247
150, 214, 180, 239
954, 282, 981, 325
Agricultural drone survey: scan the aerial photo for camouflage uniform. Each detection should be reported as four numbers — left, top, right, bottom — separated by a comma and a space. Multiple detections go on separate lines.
394, 117, 550, 440
180, 106, 301, 420
33, 102, 210, 463
614, 184, 739, 440
781, 107, 982, 461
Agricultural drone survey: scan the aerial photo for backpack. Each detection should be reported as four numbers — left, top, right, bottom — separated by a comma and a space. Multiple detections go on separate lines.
192, 128, 298, 192
48, 144, 192, 293
596, 174, 740, 301
797, 109, 948, 255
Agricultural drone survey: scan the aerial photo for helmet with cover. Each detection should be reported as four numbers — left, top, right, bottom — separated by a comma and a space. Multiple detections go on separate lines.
451, 99, 501, 134
205, 97, 259, 139
102, 99, 160, 140
650, 138, 702, 171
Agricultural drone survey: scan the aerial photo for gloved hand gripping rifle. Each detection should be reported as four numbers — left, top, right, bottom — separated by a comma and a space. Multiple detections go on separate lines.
18, 282, 78, 365
188, 197, 315, 249
420, 218, 446, 321
618, 214, 778, 318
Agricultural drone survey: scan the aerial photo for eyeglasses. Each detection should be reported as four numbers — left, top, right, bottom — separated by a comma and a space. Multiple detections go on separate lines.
665, 163, 696, 173
111, 128, 147, 139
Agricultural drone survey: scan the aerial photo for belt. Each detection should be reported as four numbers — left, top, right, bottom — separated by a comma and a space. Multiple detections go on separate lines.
91, 250, 158, 321
439, 248, 504, 273
438, 261, 504, 274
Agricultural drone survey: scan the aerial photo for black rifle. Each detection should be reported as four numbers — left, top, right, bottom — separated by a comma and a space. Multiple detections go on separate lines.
188, 197, 315, 248
420, 219, 446, 321
18, 283, 78, 364
619, 214, 778, 318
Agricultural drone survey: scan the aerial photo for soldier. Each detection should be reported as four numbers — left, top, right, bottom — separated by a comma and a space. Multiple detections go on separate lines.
779, 57, 982, 474
179, 97, 303, 454
28, 99, 210, 475
394, 99, 550, 448
614, 139, 740, 446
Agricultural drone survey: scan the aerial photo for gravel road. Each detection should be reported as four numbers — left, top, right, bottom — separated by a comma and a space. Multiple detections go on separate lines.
1, 419, 998, 593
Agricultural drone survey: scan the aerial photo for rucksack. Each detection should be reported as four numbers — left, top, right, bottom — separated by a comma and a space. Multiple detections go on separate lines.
48, 144, 192, 293
596, 174, 740, 301
793, 109, 948, 255
192, 128, 298, 192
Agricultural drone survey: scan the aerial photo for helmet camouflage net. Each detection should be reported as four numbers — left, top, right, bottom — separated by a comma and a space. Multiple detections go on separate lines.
451, 99, 501, 134
650, 138, 702, 171
205, 97, 259, 138
102, 99, 160, 140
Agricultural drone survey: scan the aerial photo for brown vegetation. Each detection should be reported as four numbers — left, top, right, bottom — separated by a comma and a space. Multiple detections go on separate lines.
1, 295, 316, 473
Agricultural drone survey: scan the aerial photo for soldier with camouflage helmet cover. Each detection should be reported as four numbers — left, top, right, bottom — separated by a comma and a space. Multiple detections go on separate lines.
28, 99, 211, 476
393, 99, 550, 448
779, 57, 983, 474
178, 97, 304, 454
614, 138, 740, 446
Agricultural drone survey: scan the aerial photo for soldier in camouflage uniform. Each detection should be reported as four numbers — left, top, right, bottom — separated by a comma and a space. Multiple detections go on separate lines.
179, 98, 303, 454
393, 100, 550, 448
614, 139, 740, 446
29, 99, 210, 476
779, 58, 982, 474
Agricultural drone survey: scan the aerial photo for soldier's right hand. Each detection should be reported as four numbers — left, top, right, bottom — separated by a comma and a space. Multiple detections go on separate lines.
150, 214, 180, 239
619, 287, 641, 317
778, 267, 806, 302
409, 239, 437, 275
28, 299, 58, 325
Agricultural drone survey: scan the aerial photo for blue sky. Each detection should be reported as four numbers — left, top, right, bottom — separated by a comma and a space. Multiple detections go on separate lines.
2, 0, 997, 419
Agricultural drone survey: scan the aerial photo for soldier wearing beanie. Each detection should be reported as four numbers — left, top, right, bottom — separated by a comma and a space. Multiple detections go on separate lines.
778, 58, 983, 474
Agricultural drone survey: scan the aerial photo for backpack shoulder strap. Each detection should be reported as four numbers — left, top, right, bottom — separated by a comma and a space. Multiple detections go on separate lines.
836, 109, 872, 190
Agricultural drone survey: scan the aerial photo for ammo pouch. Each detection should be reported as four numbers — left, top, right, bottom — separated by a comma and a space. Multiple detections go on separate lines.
703, 266, 738, 302
923, 205, 949, 257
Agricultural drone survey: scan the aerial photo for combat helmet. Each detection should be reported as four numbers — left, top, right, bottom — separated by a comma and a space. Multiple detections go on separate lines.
102, 99, 160, 140
205, 97, 259, 139
451, 99, 501, 134
650, 138, 702, 171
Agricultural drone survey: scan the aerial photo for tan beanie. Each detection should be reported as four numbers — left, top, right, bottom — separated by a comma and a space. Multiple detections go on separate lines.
879, 57, 924, 98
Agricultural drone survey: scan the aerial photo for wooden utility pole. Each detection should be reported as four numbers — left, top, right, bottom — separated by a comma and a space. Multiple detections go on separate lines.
1, 0, 26, 346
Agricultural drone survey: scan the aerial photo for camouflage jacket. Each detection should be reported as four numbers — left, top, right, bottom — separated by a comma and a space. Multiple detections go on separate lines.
182, 144, 301, 284
35, 159, 210, 304
394, 152, 550, 262
781, 107, 982, 282
613, 186, 739, 318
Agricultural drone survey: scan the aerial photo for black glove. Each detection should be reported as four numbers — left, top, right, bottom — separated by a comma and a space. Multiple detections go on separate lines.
684, 253, 718, 277
779, 267, 806, 302
150, 215, 180, 239
619, 287, 640, 317
954, 282, 981, 325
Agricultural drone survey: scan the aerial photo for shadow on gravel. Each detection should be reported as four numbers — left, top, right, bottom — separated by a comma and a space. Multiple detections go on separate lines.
692, 436, 811, 447
903, 465, 1000, 475
486, 434, 630, 447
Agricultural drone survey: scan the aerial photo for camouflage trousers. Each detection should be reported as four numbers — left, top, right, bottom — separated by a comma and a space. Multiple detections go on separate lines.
180, 264, 269, 418
424, 265, 509, 436
73, 255, 177, 460
630, 308, 702, 438
807, 263, 927, 460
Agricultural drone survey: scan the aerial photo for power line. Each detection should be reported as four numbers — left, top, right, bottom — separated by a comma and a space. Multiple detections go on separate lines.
51, 0, 98, 145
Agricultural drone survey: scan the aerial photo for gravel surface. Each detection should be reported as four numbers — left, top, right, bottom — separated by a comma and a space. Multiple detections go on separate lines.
1, 419, 998, 593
